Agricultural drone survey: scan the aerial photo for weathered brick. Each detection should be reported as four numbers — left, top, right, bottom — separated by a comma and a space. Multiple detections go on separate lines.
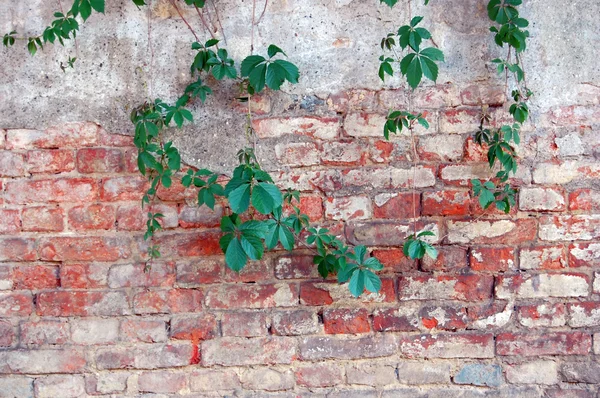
67, 204, 115, 230
275, 142, 320, 167
325, 195, 372, 220
11, 265, 59, 290
299, 334, 396, 360
321, 141, 364, 165
189, 369, 240, 392
454, 364, 504, 387
274, 254, 319, 279
0, 265, 10, 290
518, 303, 567, 328
21, 207, 64, 232
439, 108, 480, 134
373, 192, 419, 219
538, 389, 593, 398
398, 275, 493, 301
377, 89, 408, 110
85, 373, 129, 395
399, 333, 494, 358
533, 161, 600, 185
346, 362, 397, 387
344, 113, 387, 137
418, 134, 464, 162
60, 263, 109, 289
108, 262, 175, 288
372, 248, 416, 273
467, 301, 513, 330
421, 246, 469, 272
295, 362, 344, 388
506, 361, 559, 385
5, 178, 98, 204
561, 362, 600, 384
496, 273, 589, 299
328, 89, 379, 113
253, 116, 340, 139
7, 123, 98, 149
37, 291, 130, 316
0, 349, 86, 374
569, 189, 600, 211
176, 259, 223, 286
396, 362, 451, 385
271, 310, 319, 336
152, 231, 222, 258
519, 187, 566, 211
170, 314, 218, 341
138, 372, 187, 394
34, 375, 85, 398
240, 368, 295, 391
120, 319, 168, 343
178, 204, 222, 228
346, 220, 439, 246
414, 83, 461, 108
0, 320, 15, 347
461, 84, 505, 106
0, 377, 34, 398
420, 305, 468, 331
95, 343, 195, 370
0, 151, 26, 177
221, 311, 267, 337
496, 332, 592, 356
0, 209, 20, 234
223, 259, 273, 283
373, 307, 418, 332
520, 245, 566, 270
20, 320, 70, 345
71, 318, 120, 345
27, 149, 76, 174
100, 176, 149, 201
440, 163, 494, 186
568, 302, 600, 327
446, 219, 537, 245
323, 308, 370, 334
422, 190, 470, 216
569, 243, 600, 268
39, 236, 131, 261
300, 279, 396, 305
470, 247, 515, 272
595, 272, 600, 294
0, 292, 33, 316
77, 148, 124, 173
0, 238, 37, 262
205, 283, 297, 309
133, 289, 202, 314
202, 337, 296, 366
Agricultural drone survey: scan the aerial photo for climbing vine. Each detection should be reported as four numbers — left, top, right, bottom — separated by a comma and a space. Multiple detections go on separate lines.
2, 0, 533, 298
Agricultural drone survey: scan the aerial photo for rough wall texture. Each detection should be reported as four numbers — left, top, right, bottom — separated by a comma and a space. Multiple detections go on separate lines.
1, 0, 600, 397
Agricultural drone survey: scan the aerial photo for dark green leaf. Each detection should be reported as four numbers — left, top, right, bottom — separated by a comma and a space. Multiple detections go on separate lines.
225, 238, 247, 272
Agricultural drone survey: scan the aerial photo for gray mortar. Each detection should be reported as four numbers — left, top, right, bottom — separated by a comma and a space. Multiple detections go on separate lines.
1, 0, 599, 174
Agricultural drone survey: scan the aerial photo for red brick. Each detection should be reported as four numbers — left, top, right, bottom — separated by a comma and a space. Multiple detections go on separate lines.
422, 190, 471, 216
421, 246, 468, 272
27, 150, 75, 174
275, 254, 319, 279
300, 279, 396, 305
120, 319, 168, 343
115, 203, 144, 231
446, 219, 537, 245
123, 147, 139, 173
496, 273, 589, 299
540, 215, 600, 241
0, 292, 34, 316
252, 116, 340, 139
0, 238, 37, 261
5, 178, 98, 204
133, 289, 202, 314
37, 291, 129, 316
283, 196, 324, 222
156, 177, 191, 202
420, 305, 468, 331
399, 333, 494, 358
463, 136, 488, 162
496, 332, 592, 356
0, 320, 15, 346
372, 308, 418, 332
39, 236, 132, 261
323, 308, 370, 334
178, 204, 222, 228
153, 231, 222, 257
320, 141, 365, 165
271, 310, 319, 336
346, 220, 440, 246
398, 275, 493, 301
466, 301, 512, 329
377, 89, 409, 110
373, 193, 419, 219
22, 207, 64, 232
440, 108, 480, 134
370, 140, 394, 163
519, 245, 566, 270
0, 209, 20, 234
275, 142, 320, 167
98, 129, 134, 146
295, 363, 344, 388
469, 247, 515, 272
372, 248, 416, 273
20, 320, 70, 345
60, 263, 109, 289
176, 259, 223, 286
570, 242, 600, 267
68, 204, 115, 230
414, 83, 461, 108
77, 148, 124, 173
108, 262, 175, 288
12, 265, 59, 290
100, 176, 149, 201
0, 348, 87, 374
222, 259, 273, 283
0, 151, 26, 177
205, 283, 297, 309
138, 372, 187, 394
221, 312, 267, 337
460, 84, 505, 106
329, 89, 379, 113
517, 303, 567, 328
170, 314, 218, 340
325, 195, 372, 220
569, 189, 600, 211
7, 123, 98, 149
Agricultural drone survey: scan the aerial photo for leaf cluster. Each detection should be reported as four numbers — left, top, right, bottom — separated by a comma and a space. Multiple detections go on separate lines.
241, 45, 300, 94
383, 110, 429, 140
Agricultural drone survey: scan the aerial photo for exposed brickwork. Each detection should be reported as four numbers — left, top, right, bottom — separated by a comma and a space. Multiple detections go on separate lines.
0, 88, 599, 396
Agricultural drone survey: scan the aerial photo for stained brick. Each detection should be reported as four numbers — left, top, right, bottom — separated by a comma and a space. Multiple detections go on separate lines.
240, 368, 294, 391
37, 291, 130, 317
120, 319, 168, 343
373, 307, 418, 332
570, 243, 600, 268
12, 265, 59, 290
0, 151, 26, 177
520, 245, 566, 270
399, 333, 494, 358
20, 320, 70, 345
138, 372, 187, 394
5, 178, 98, 204
398, 275, 493, 301
68, 204, 116, 230
34, 375, 85, 398
0, 209, 20, 234
0, 292, 33, 316
202, 337, 296, 366
496, 332, 592, 356
95, 343, 195, 370
0, 349, 86, 374
21, 207, 64, 232
469, 247, 515, 272
323, 308, 370, 334
299, 334, 396, 360
189, 369, 240, 392
518, 303, 567, 328
422, 190, 470, 216
170, 314, 218, 340
496, 273, 589, 299
221, 312, 268, 337
27, 150, 75, 174
295, 362, 344, 388
253, 116, 340, 139
0, 238, 36, 262
39, 236, 132, 261
271, 310, 319, 336
77, 148, 124, 173
205, 283, 297, 309
373, 192, 419, 219
7, 123, 98, 149
540, 215, 600, 241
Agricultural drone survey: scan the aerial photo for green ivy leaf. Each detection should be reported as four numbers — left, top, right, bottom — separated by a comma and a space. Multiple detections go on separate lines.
380, 0, 399, 7
225, 238, 247, 272
348, 268, 365, 297
228, 183, 251, 214
251, 182, 283, 214
363, 269, 382, 293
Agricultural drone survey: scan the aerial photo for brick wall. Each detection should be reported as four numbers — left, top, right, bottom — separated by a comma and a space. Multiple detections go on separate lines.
0, 84, 599, 397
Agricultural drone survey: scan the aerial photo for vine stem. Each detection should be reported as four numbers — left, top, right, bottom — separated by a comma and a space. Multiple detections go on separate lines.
170, 0, 200, 42
504, 46, 511, 94
195, 5, 217, 45
409, 125, 418, 237
147, 0, 154, 99
209, 0, 227, 45
250, 0, 257, 53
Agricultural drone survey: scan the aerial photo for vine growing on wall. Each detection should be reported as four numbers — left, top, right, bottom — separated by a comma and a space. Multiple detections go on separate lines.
2, 0, 533, 298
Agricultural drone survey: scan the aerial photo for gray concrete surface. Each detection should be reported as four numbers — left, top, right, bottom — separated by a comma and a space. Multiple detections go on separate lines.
1, 0, 599, 173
